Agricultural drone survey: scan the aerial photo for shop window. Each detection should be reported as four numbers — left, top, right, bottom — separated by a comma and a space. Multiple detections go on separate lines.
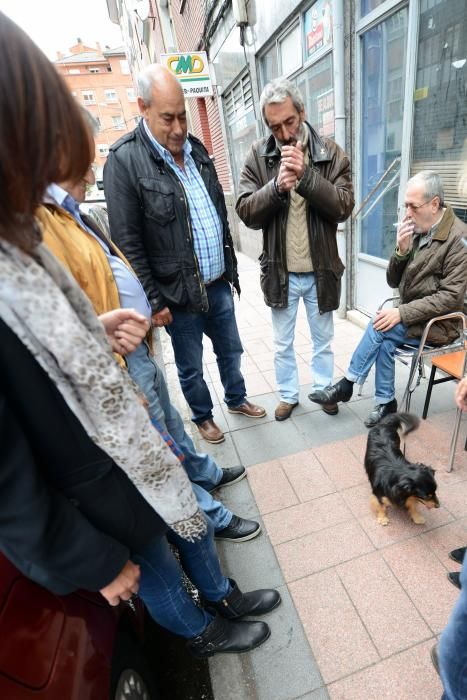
259, 44, 278, 88
296, 53, 334, 139
411, 0, 467, 218
359, 7, 408, 260
303, 0, 333, 61
279, 24, 302, 76
361, 0, 387, 15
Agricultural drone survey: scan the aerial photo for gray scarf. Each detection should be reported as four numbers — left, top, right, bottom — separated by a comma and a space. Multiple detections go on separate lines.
0, 240, 206, 541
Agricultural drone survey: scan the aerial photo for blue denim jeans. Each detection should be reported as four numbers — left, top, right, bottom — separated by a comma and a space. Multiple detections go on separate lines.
271, 272, 334, 404
167, 279, 246, 424
346, 320, 419, 404
439, 559, 467, 699
134, 518, 231, 638
126, 342, 231, 530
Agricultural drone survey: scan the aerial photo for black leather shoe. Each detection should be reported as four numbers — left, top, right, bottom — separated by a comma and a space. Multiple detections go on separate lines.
187, 614, 270, 658
364, 399, 398, 428
447, 571, 462, 590
308, 378, 353, 406
449, 547, 466, 565
206, 579, 281, 619
215, 515, 261, 542
321, 403, 339, 416
210, 466, 246, 492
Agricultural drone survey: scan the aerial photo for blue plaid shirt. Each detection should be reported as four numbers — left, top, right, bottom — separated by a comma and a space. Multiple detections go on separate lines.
143, 120, 224, 284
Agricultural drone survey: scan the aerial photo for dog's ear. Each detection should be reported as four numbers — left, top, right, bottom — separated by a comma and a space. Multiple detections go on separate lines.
391, 476, 413, 501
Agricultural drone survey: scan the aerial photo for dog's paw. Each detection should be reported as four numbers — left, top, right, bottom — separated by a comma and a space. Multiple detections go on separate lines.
377, 515, 389, 526
411, 513, 426, 525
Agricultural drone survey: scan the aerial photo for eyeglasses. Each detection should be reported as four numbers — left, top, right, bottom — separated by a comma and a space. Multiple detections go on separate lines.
401, 198, 433, 212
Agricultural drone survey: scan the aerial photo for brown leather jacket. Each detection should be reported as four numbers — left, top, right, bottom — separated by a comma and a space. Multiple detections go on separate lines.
235, 122, 354, 311
387, 206, 467, 344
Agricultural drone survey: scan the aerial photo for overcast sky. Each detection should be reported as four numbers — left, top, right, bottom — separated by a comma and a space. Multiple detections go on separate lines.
0, 0, 123, 60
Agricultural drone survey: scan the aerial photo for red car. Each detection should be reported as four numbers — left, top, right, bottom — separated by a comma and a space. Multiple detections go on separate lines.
0, 553, 158, 699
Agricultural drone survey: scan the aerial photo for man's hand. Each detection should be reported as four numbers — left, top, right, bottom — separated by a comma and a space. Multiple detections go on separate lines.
276, 160, 298, 193
100, 560, 141, 607
280, 142, 305, 179
152, 307, 173, 328
455, 377, 467, 412
396, 215, 415, 255
99, 309, 150, 355
373, 308, 401, 332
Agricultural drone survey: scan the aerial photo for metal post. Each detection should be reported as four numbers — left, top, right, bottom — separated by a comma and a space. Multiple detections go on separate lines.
332, 0, 347, 317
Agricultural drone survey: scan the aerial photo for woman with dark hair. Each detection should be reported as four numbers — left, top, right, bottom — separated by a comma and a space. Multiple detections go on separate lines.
0, 12, 279, 657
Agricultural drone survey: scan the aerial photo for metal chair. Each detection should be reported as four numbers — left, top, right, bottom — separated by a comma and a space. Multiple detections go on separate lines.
422, 331, 467, 472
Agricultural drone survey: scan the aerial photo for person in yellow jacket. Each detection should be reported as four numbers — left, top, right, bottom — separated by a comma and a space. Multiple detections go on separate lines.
38, 170, 261, 543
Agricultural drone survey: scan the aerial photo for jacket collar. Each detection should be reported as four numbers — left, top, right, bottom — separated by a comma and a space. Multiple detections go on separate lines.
137, 119, 211, 167
260, 121, 331, 163
431, 206, 455, 242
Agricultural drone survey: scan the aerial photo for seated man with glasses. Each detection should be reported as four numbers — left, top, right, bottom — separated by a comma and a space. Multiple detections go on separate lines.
309, 170, 467, 427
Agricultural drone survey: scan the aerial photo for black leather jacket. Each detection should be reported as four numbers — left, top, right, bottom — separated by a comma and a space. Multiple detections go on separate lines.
104, 121, 240, 313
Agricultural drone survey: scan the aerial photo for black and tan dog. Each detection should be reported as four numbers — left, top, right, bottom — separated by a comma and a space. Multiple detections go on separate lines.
364, 412, 440, 526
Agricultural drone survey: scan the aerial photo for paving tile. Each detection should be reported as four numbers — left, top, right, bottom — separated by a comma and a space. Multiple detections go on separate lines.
382, 538, 460, 633
289, 569, 379, 683
327, 639, 443, 700
280, 450, 337, 502
243, 371, 275, 397
421, 517, 467, 569
232, 420, 309, 466
313, 442, 367, 489
263, 493, 352, 545
292, 407, 365, 449
436, 479, 467, 518
337, 552, 431, 657
276, 520, 374, 582
247, 459, 298, 514
202, 432, 242, 469
250, 584, 325, 700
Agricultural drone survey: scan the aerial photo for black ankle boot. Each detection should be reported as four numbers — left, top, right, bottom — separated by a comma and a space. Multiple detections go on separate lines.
206, 579, 281, 619
187, 614, 270, 658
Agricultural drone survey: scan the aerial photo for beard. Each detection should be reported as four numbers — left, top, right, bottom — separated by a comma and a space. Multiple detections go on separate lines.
277, 121, 307, 148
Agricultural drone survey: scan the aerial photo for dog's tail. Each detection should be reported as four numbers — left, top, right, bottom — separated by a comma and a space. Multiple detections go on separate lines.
378, 412, 420, 435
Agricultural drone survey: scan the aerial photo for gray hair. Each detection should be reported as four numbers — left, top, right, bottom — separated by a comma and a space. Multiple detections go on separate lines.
408, 170, 444, 207
259, 77, 304, 125
137, 64, 160, 106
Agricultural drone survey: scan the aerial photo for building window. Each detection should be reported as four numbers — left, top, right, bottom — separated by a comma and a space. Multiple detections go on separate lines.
69, 68, 80, 75
303, 0, 333, 60
259, 44, 279, 88
279, 24, 302, 76
296, 53, 334, 138
120, 59, 130, 75
97, 144, 109, 156
81, 90, 96, 105
89, 67, 100, 74
112, 115, 125, 130
71, 91, 77, 97
104, 89, 118, 103
361, 0, 387, 16
412, 0, 467, 219
126, 87, 136, 102
359, 7, 409, 260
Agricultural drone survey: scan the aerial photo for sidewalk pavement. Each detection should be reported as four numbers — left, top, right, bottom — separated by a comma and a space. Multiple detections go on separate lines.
162, 252, 467, 700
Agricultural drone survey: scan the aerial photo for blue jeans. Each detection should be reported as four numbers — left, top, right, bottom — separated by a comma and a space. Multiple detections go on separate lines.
167, 279, 246, 424
271, 272, 334, 404
439, 558, 467, 699
134, 519, 231, 638
126, 342, 231, 530
346, 320, 419, 404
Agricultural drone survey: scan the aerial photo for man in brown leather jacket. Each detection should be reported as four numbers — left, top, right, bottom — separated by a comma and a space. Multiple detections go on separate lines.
309, 171, 467, 427
236, 78, 354, 422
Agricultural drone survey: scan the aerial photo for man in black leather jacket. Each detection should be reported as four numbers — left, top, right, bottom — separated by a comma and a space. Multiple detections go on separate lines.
104, 65, 266, 446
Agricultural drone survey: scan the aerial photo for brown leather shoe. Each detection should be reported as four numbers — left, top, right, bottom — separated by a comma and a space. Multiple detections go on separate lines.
197, 419, 225, 444
321, 403, 339, 416
274, 401, 298, 421
227, 400, 266, 418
